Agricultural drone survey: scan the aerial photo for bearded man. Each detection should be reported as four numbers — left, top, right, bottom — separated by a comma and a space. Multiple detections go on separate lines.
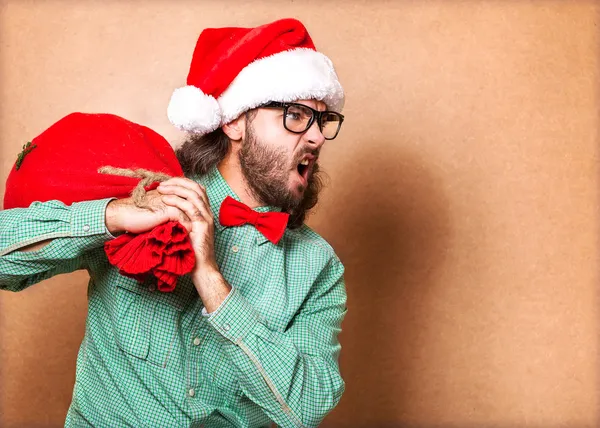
0, 18, 347, 428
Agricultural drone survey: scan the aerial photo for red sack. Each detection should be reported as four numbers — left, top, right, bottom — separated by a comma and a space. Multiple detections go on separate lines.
3, 112, 195, 292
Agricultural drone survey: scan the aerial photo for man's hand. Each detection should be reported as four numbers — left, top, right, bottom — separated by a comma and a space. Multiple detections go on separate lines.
106, 178, 231, 311
156, 178, 216, 269
105, 189, 193, 235
156, 177, 231, 311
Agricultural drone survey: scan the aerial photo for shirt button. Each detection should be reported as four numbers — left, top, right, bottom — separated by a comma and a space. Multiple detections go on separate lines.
148, 284, 156, 292
82, 225, 90, 232
193, 337, 201, 346
231, 245, 239, 253
222, 323, 231, 332
188, 388, 195, 397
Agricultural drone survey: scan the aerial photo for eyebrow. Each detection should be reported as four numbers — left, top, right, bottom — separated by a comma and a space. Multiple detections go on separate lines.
298, 101, 326, 111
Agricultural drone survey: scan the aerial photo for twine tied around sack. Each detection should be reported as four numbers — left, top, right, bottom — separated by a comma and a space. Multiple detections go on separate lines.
98, 166, 172, 209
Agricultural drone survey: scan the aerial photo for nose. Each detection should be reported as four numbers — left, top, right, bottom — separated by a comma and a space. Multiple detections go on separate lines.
304, 119, 326, 149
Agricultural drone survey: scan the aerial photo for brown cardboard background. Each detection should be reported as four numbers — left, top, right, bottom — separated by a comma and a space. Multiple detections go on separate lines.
0, 1, 598, 427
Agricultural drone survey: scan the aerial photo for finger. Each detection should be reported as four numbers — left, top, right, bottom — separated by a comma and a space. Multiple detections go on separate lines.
160, 187, 212, 226
159, 177, 205, 195
159, 178, 210, 208
156, 184, 201, 204
157, 185, 213, 221
155, 196, 192, 232
178, 218, 193, 233
161, 194, 212, 227
161, 196, 203, 233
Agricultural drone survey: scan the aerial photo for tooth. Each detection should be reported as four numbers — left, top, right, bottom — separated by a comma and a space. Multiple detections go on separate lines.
300, 159, 309, 166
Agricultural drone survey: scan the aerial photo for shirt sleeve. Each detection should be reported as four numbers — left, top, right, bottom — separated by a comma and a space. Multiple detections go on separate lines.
0, 198, 116, 292
206, 257, 348, 428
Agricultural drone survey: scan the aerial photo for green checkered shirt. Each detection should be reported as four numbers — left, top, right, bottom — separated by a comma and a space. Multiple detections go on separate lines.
0, 166, 347, 427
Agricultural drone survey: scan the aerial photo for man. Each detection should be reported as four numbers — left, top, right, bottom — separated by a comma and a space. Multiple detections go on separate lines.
0, 18, 347, 427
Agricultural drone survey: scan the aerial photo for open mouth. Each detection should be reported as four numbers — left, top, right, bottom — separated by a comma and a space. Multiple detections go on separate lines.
297, 158, 310, 180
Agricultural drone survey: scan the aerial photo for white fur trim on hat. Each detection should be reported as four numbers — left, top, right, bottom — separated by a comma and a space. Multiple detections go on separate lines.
218, 48, 345, 125
167, 86, 222, 134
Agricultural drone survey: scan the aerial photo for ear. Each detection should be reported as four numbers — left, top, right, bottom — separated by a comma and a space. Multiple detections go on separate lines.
222, 115, 245, 141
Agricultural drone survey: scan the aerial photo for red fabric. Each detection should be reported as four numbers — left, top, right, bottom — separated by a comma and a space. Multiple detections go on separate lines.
4, 112, 183, 208
3, 112, 195, 292
187, 18, 316, 98
104, 221, 195, 292
219, 196, 289, 245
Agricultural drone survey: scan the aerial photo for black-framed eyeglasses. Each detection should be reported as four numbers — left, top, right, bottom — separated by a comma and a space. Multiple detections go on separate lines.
260, 101, 344, 140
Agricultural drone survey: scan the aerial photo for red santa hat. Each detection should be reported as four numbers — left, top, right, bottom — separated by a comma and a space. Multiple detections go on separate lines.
167, 18, 345, 134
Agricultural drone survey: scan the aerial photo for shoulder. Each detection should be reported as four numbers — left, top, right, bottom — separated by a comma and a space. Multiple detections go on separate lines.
283, 224, 344, 272
284, 225, 346, 307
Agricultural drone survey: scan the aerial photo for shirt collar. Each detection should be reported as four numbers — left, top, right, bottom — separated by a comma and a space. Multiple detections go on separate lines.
194, 165, 284, 244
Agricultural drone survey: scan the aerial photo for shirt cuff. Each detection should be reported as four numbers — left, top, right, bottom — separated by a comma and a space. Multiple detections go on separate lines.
207, 287, 261, 345
70, 198, 117, 241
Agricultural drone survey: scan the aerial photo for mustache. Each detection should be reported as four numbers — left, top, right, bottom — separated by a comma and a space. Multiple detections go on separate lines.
295, 148, 320, 162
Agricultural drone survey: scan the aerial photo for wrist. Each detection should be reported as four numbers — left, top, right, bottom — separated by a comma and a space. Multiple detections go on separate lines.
193, 267, 231, 313
192, 263, 222, 287
105, 199, 126, 236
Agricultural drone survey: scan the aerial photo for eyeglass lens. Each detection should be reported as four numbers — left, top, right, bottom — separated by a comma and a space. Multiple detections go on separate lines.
284, 104, 342, 139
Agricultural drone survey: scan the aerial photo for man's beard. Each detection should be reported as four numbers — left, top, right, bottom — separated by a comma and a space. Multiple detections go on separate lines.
238, 124, 323, 227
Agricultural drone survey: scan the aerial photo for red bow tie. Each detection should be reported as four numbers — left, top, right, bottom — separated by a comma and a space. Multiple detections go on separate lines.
219, 196, 289, 244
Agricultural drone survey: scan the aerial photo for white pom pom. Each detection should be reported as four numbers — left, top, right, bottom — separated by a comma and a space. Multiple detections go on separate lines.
167, 86, 222, 134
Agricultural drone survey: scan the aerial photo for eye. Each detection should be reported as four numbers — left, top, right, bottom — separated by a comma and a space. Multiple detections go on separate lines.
285, 111, 301, 121
286, 105, 312, 122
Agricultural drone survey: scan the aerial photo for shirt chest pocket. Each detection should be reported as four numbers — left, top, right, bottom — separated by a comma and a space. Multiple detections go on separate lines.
112, 277, 192, 368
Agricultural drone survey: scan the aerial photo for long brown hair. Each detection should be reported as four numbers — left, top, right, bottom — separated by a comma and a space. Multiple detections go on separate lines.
175, 127, 325, 229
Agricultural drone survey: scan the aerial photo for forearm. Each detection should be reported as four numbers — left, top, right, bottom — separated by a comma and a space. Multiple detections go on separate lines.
0, 198, 116, 291
19, 238, 53, 253
104, 197, 129, 236
203, 284, 346, 428
193, 267, 232, 313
